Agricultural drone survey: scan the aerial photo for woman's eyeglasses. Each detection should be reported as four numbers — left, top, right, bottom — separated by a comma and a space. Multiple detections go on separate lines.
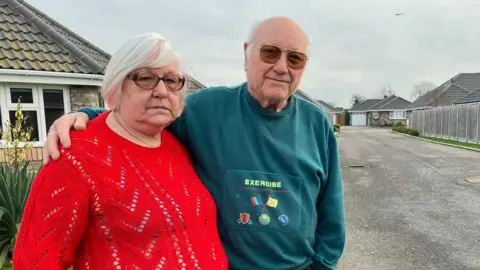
128, 71, 185, 92
256, 44, 308, 70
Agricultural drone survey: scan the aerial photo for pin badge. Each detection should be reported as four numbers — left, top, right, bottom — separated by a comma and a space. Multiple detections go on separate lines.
258, 213, 271, 225
278, 215, 289, 225
238, 213, 252, 225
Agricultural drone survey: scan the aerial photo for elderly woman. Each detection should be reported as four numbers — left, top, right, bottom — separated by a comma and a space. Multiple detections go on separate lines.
13, 33, 228, 270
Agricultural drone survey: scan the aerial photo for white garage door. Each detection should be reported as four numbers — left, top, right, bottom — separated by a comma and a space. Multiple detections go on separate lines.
351, 113, 367, 126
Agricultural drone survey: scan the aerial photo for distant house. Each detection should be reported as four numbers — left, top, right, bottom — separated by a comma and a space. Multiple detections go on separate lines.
406, 73, 480, 124
292, 89, 337, 124
349, 95, 411, 126
315, 100, 343, 125
0, 0, 205, 166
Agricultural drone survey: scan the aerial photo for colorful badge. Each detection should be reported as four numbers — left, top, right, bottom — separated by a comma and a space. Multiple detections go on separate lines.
278, 214, 289, 225
250, 196, 263, 207
238, 213, 252, 225
266, 196, 278, 208
258, 213, 271, 225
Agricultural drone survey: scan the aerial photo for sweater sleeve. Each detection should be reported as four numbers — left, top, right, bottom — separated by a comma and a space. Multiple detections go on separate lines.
77, 107, 106, 120
312, 127, 346, 270
13, 160, 91, 270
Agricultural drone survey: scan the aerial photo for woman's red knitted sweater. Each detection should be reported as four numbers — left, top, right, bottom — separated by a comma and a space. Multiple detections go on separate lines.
13, 112, 228, 270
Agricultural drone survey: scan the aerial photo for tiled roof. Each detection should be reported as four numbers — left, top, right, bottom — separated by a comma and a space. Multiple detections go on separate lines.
350, 95, 411, 112
371, 96, 411, 110
0, 0, 209, 87
349, 99, 381, 111
454, 89, 480, 105
0, 0, 109, 74
368, 95, 396, 110
408, 73, 480, 109
315, 100, 341, 113
294, 89, 333, 112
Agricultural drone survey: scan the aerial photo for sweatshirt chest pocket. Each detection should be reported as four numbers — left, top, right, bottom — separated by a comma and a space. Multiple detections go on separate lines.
221, 170, 304, 232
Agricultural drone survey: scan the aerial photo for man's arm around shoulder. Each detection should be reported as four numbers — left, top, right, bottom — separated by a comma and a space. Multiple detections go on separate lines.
76, 107, 107, 120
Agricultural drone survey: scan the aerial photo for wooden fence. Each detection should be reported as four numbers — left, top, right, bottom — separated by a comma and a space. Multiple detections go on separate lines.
411, 103, 480, 144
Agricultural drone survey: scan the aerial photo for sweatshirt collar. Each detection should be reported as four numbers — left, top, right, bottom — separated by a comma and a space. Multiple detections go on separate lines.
242, 82, 295, 118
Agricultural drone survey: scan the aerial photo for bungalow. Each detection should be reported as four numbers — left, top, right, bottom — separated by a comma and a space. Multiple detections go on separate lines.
406, 73, 480, 125
292, 89, 340, 125
315, 100, 343, 125
0, 0, 205, 167
349, 95, 411, 126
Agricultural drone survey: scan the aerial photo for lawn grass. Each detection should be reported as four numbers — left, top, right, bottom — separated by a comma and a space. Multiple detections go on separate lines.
420, 136, 480, 150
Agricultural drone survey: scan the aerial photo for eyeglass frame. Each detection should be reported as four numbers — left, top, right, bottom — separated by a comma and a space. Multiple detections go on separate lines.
251, 43, 309, 69
127, 71, 186, 92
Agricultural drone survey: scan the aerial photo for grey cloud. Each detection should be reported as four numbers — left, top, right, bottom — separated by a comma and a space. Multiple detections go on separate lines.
26, 0, 480, 107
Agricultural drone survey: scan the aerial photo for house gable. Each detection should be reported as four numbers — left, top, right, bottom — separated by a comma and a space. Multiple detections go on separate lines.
408, 73, 480, 110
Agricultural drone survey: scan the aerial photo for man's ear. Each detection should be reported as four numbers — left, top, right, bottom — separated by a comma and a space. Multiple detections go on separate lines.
243, 42, 249, 71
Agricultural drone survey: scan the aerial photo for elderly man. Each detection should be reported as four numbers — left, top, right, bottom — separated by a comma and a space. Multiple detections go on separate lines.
44, 16, 345, 270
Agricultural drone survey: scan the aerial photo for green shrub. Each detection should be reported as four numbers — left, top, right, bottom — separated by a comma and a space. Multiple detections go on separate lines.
0, 98, 37, 268
392, 125, 419, 136
0, 162, 36, 268
333, 124, 340, 132
394, 122, 404, 127
407, 129, 419, 136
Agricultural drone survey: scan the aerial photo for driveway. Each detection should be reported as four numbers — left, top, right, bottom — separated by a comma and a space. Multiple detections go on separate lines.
337, 127, 480, 270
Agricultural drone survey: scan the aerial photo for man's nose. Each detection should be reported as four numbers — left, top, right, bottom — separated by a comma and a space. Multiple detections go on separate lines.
272, 53, 289, 74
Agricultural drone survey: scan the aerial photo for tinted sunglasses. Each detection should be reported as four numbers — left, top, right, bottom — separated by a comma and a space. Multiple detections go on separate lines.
256, 44, 308, 70
127, 71, 185, 92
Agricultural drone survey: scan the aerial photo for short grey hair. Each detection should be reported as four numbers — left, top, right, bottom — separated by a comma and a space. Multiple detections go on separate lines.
246, 19, 311, 58
102, 33, 181, 109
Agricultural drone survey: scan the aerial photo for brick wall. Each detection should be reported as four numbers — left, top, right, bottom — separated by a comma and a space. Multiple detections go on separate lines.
369, 111, 406, 126
0, 147, 44, 173
69, 85, 102, 111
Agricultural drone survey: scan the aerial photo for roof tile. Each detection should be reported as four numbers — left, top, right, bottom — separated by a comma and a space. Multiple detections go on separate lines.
0, 1, 102, 74
454, 89, 480, 105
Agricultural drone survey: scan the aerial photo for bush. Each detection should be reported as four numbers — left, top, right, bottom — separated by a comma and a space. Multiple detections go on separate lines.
0, 98, 37, 268
333, 124, 340, 132
0, 162, 36, 268
392, 125, 419, 136
394, 122, 404, 127
407, 129, 419, 136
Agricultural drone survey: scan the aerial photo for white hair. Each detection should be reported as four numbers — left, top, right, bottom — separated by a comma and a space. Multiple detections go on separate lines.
102, 32, 182, 109
245, 18, 311, 58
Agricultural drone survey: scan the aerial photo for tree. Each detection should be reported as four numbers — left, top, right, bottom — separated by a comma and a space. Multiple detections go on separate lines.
350, 94, 366, 107
378, 84, 395, 99
411, 81, 436, 101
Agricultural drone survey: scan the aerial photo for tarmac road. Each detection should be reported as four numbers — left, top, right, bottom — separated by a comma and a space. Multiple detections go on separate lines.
337, 127, 480, 270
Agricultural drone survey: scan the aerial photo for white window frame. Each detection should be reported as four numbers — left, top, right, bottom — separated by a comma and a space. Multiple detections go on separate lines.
0, 83, 70, 147
389, 110, 406, 120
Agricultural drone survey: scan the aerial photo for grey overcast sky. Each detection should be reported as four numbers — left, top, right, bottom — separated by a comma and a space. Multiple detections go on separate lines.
26, 0, 480, 108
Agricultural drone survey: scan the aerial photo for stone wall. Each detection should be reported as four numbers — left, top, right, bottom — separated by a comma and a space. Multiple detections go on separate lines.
69, 85, 102, 111
369, 111, 407, 126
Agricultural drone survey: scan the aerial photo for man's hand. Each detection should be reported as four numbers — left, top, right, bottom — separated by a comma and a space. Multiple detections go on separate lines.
43, 112, 89, 165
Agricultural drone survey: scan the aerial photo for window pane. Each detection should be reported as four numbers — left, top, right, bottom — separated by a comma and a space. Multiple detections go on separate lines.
8, 110, 39, 141
43, 89, 65, 131
43, 89, 64, 108
10, 88, 34, 103
389, 112, 394, 119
